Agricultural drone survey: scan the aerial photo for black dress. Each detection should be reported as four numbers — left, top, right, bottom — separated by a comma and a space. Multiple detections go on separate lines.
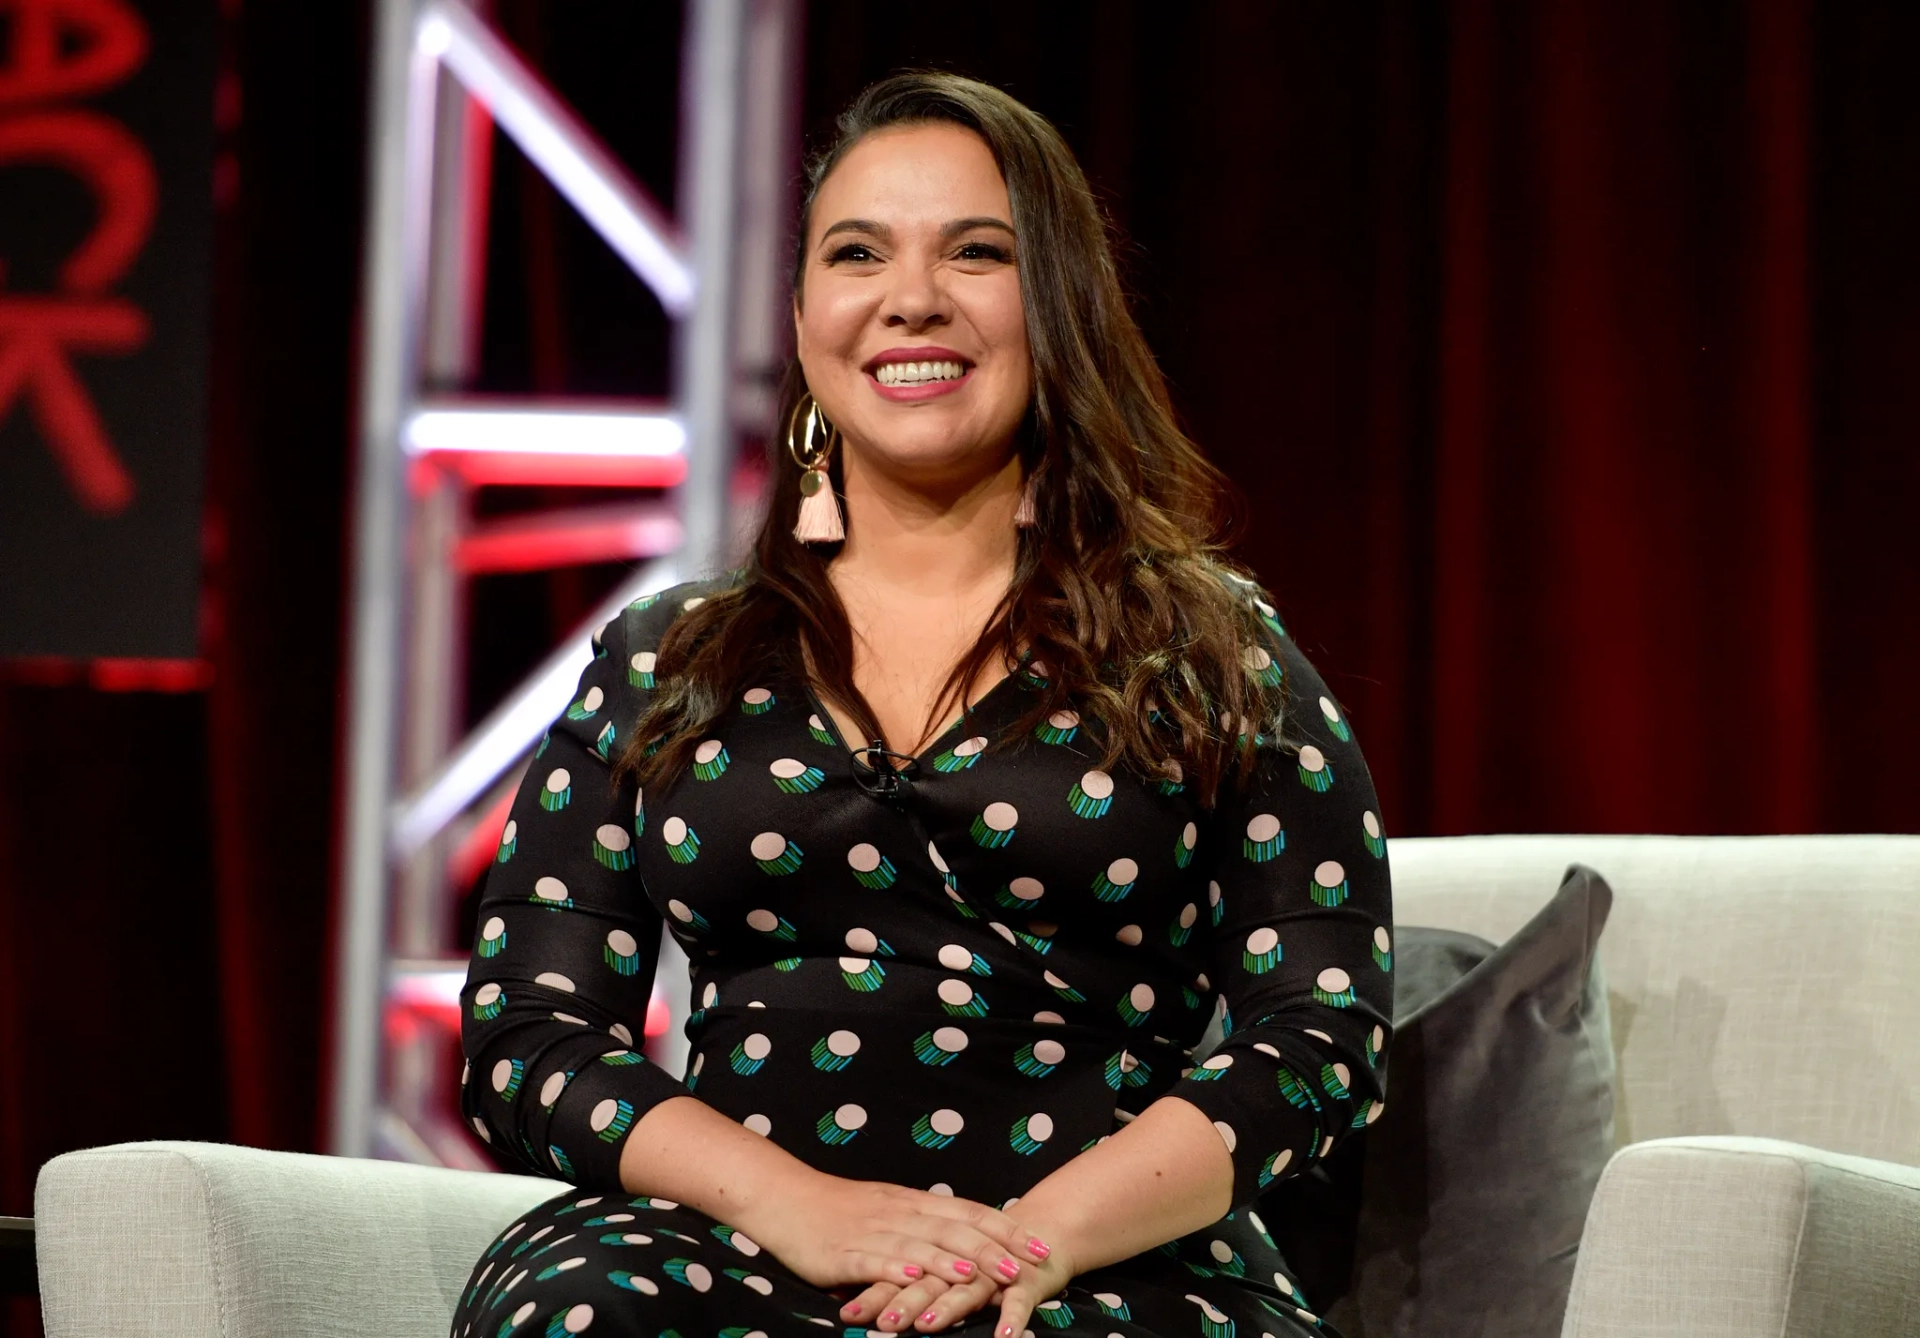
452, 574, 1393, 1338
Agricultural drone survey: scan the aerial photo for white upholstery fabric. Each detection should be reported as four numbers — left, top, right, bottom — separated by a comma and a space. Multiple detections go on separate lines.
34, 1140, 562, 1338
1560, 1136, 1920, 1338
1389, 835, 1920, 1166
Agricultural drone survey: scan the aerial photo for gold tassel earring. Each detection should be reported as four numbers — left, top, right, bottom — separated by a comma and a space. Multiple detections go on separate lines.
788, 394, 845, 543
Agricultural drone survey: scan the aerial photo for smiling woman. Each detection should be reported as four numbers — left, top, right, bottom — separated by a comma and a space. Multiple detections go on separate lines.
453, 72, 1392, 1338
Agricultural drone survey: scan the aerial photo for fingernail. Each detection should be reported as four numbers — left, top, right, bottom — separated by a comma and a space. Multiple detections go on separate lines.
997, 1256, 1020, 1279
884, 1312, 901, 1326
920, 1312, 938, 1324
903, 1264, 923, 1278
844, 1305, 860, 1316
1000, 1327, 1014, 1337
952, 1259, 974, 1276
1027, 1236, 1050, 1259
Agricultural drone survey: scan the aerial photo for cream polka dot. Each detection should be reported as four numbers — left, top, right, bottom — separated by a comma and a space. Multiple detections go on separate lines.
926, 842, 950, 873
954, 736, 988, 758
937, 979, 974, 1006
663, 816, 688, 844
834, 1103, 867, 1131
827, 1030, 860, 1056
1043, 969, 1071, 990
769, 757, 808, 779
499, 822, 516, 846
845, 927, 878, 954
1364, 810, 1383, 838
1179, 903, 1198, 928
1272, 1148, 1294, 1174
682, 596, 705, 611
729, 1231, 762, 1257
743, 1113, 771, 1136
1247, 813, 1281, 842
512, 1302, 537, 1326
1209, 1239, 1234, 1263
476, 982, 502, 1007
668, 899, 695, 922
847, 843, 882, 872
683, 1261, 712, 1290
743, 687, 772, 707
742, 1033, 771, 1060
490, 1059, 516, 1092
1375, 925, 1392, 952
1080, 770, 1114, 800
1202, 1054, 1233, 1070
1034, 1010, 1065, 1025
1367, 1100, 1385, 1124
743, 1277, 773, 1295
589, 1099, 623, 1132
928, 1182, 954, 1195
1117, 924, 1143, 945
545, 768, 570, 794
1299, 745, 1326, 773
702, 982, 719, 1007
750, 831, 788, 861
938, 944, 974, 970
632, 651, 656, 674
1247, 927, 1279, 955
930, 1108, 964, 1136
1209, 880, 1223, 905
610, 1023, 634, 1045
1305, 1028, 1332, 1043
534, 876, 569, 902
1108, 857, 1138, 884
931, 1026, 968, 1053
981, 802, 1019, 831
1034, 1039, 1066, 1064
1315, 860, 1346, 888
746, 908, 777, 932
1181, 821, 1198, 849
1129, 983, 1155, 1012
1049, 709, 1079, 729
989, 921, 1018, 944
534, 972, 575, 992
607, 929, 637, 956
1243, 646, 1273, 673
838, 955, 870, 973
1026, 1112, 1054, 1141
1318, 967, 1352, 993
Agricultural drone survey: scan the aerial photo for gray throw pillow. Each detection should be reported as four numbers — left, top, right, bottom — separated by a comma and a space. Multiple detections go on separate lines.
1266, 863, 1616, 1338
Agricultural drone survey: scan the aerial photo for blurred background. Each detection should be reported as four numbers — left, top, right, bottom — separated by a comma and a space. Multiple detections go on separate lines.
1, 2, 1915, 1332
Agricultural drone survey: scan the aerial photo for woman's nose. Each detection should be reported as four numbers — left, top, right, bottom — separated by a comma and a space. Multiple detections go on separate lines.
881, 260, 949, 330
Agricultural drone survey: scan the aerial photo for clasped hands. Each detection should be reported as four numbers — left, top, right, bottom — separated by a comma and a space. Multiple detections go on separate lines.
762, 1177, 1079, 1337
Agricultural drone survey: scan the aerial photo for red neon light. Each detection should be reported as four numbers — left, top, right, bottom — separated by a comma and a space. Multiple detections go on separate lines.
456, 512, 682, 574
0, 0, 148, 106
644, 993, 670, 1038
430, 451, 688, 489
0, 0, 156, 515
2, 655, 211, 691
0, 111, 157, 291
0, 297, 148, 512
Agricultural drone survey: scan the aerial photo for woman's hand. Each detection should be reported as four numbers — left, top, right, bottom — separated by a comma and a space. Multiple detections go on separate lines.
746, 1171, 1054, 1323
841, 1201, 1078, 1336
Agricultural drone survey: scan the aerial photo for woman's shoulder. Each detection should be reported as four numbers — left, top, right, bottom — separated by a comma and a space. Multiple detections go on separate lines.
610, 571, 746, 654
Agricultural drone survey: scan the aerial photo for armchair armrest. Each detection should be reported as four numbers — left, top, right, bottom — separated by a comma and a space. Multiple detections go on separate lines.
1561, 1135, 1920, 1338
35, 1140, 564, 1338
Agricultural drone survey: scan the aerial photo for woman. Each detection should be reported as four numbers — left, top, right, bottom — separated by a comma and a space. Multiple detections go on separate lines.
453, 72, 1391, 1338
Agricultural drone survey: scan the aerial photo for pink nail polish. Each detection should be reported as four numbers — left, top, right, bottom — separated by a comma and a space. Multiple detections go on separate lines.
1027, 1236, 1050, 1259
903, 1264, 923, 1278
997, 1256, 1020, 1280
920, 1312, 938, 1324
952, 1259, 974, 1276
884, 1312, 900, 1326
845, 1304, 861, 1316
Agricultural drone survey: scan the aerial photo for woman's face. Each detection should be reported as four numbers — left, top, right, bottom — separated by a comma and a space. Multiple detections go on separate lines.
795, 122, 1033, 486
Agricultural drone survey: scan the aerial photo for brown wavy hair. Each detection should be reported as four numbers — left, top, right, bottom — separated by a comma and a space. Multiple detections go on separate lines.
616, 71, 1285, 809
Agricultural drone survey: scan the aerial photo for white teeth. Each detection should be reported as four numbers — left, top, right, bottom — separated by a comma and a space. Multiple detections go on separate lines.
876, 359, 966, 386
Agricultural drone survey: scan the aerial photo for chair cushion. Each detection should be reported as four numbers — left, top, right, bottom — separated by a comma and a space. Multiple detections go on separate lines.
1266, 863, 1617, 1338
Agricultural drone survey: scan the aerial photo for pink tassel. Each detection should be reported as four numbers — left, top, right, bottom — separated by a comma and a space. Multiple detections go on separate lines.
1014, 475, 1038, 528
794, 468, 845, 542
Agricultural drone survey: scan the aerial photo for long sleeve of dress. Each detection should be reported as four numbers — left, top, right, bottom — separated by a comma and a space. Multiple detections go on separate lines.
1165, 590, 1394, 1212
459, 595, 689, 1190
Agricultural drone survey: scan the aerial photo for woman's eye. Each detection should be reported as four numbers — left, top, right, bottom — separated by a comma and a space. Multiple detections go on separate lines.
825, 243, 877, 263
956, 242, 1011, 262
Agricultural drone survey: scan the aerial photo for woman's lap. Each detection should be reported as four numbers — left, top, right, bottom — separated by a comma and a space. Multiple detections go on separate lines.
450, 1188, 1329, 1338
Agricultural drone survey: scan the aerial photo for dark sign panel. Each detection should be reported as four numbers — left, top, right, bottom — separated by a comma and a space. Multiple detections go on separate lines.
0, 0, 214, 657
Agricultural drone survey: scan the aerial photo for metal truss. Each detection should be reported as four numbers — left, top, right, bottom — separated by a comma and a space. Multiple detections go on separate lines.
331, 0, 798, 1162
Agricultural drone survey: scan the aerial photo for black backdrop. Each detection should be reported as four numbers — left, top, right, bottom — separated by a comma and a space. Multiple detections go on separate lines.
2, 5, 1916, 1333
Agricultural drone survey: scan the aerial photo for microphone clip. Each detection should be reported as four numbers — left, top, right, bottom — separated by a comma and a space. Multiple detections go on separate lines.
853, 738, 919, 802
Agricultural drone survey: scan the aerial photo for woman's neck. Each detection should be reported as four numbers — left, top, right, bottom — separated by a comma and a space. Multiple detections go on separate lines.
830, 447, 1023, 596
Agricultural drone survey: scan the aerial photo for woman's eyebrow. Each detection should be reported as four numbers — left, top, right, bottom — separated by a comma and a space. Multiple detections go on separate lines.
819, 218, 889, 243
942, 216, 1015, 240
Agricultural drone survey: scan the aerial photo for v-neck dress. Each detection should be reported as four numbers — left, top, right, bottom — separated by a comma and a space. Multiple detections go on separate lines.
452, 574, 1393, 1338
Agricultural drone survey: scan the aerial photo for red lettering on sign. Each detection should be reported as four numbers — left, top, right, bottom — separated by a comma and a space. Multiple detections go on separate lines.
0, 0, 148, 106
0, 111, 156, 291
0, 0, 154, 514
0, 297, 148, 512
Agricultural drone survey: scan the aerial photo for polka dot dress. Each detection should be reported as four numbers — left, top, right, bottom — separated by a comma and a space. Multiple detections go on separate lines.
454, 577, 1392, 1338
